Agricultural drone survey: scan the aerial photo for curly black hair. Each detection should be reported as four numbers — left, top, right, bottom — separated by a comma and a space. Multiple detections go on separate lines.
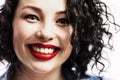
0, 0, 116, 79
64, 0, 114, 79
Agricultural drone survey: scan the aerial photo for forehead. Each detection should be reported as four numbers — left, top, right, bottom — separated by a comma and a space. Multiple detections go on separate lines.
17, 0, 67, 12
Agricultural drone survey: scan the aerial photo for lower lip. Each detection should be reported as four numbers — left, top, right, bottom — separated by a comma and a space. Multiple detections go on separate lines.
28, 46, 60, 60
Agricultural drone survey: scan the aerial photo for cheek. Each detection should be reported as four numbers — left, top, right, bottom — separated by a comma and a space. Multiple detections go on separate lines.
13, 21, 37, 43
61, 31, 73, 60
13, 24, 25, 56
64, 33, 71, 44
58, 27, 73, 47
62, 28, 73, 44
13, 26, 26, 47
12, 21, 32, 53
12, 22, 33, 61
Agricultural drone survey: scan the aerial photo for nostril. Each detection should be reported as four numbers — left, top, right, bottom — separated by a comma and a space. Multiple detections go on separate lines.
36, 31, 53, 42
39, 36, 53, 41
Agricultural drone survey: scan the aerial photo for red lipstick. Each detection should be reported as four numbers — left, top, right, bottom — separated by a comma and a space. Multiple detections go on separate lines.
28, 43, 60, 60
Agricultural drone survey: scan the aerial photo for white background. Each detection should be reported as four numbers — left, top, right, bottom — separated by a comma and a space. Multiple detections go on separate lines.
102, 0, 120, 80
0, 0, 120, 80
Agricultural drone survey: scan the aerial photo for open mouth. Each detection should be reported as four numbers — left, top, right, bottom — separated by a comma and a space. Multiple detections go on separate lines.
28, 43, 60, 60
32, 46, 55, 54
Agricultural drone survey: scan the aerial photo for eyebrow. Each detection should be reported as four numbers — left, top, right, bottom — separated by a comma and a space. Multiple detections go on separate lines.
56, 11, 66, 15
21, 5, 42, 13
21, 5, 66, 14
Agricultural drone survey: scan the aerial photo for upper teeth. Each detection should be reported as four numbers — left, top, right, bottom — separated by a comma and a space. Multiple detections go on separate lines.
32, 46, 54, 54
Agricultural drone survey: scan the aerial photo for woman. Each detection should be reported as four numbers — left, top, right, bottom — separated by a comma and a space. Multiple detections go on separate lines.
0, 0, 116, 80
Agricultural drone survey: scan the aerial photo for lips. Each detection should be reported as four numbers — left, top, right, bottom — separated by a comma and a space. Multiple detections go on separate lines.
28, 43, 60, 60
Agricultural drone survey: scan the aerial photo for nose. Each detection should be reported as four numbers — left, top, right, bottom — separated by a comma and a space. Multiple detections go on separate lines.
36, 26, 55, 42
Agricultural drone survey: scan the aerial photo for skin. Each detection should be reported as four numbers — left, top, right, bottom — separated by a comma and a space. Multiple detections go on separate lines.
12, 0, 73, 80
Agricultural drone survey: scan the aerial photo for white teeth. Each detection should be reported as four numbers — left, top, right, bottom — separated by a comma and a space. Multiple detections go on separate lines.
32, 46, 54, 54
40, 48, 45, 53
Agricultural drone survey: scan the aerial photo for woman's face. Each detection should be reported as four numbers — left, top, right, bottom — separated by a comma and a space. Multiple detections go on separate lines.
13, 0, 73, 73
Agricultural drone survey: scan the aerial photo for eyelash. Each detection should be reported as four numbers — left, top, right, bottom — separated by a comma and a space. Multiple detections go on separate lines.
24, 14, 69, 26
24, 14, 40, 22
56, 18, 69, 26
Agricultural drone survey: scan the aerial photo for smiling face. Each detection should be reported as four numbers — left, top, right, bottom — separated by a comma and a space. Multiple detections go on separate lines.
13, 0, 73, 74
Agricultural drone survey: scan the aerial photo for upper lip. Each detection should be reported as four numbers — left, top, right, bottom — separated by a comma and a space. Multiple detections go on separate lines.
28, 43, 60, 49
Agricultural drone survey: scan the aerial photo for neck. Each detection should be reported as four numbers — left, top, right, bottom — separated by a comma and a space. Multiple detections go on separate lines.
13, 66, 65, 80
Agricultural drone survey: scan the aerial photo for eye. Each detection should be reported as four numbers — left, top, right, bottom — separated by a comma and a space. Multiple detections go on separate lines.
56, 18, 69, 26
24, 14, 40, 22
